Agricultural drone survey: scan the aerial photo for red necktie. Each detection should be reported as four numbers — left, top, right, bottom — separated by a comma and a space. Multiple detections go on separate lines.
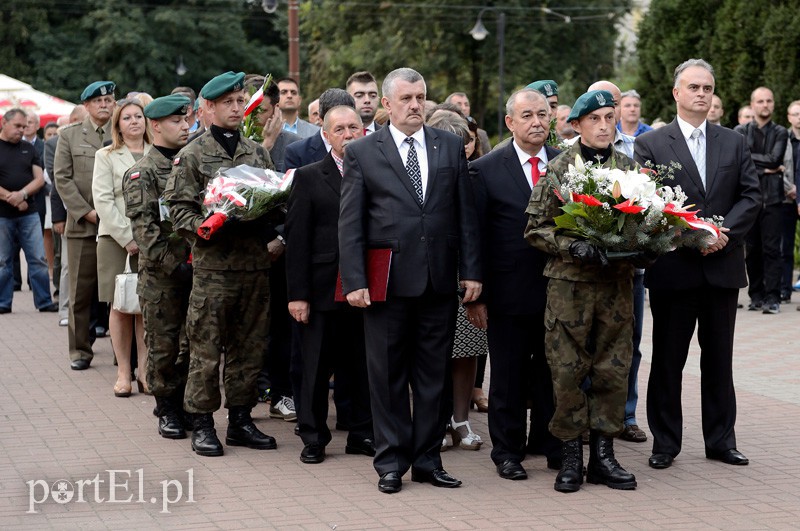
363, 128, 368, 136
529, 156, 541, 187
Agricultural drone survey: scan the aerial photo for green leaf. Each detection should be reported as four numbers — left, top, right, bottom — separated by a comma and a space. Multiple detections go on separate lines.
617, 213, 626, 232
554, 214, 578, 230
562, 202, 589, 218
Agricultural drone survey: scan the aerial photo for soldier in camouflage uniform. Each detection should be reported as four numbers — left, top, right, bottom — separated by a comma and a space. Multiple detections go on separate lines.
525, 90, 639, 493
123, 94, 193, 440
163, 72, 277, 457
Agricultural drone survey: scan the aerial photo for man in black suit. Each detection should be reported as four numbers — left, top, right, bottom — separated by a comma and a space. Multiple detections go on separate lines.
467, 88, 560, 480
346, 71, 382, 135
635, 58, 760, 470
284, 89, 355, 170
339, 67, 482, 494
285, 105, 374, 464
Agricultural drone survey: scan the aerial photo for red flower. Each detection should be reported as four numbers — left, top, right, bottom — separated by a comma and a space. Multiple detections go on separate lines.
663, 203, 699, 219
572, 193, 603, 207
613, 198, 645, 214
640, 167, 657, 176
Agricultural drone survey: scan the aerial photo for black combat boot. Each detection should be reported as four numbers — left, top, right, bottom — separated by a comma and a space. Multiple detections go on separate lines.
155, 396, 187, 440
587, 430, 637, 490
191, 413, 224, 456
226, 407, 277, 450
554, 438, 584, 493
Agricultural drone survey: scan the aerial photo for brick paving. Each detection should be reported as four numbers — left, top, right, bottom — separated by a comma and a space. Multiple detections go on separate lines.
1, 285, 799, 529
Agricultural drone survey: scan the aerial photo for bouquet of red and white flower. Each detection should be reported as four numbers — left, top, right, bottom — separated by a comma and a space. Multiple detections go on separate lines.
198, 164, 293, 240
550, 155, 721, 255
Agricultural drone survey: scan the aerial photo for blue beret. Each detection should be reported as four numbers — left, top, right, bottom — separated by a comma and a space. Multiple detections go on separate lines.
81, 81, 116, 102
200, 71, 246, 101
144, 94, 191, 119
567, 90, 615, 122
526, 80, 558, 97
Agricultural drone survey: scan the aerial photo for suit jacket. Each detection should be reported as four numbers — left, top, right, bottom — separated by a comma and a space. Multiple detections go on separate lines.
44, 136, 67, 224
292, 118, 320, 139
339, 125, 482, 297
284, 131, 327, 170
285, 153, 344, 312
635, 120, 761, 290
270, 130, 303, 173
470, 142, 558, 314
92, 143, 152, 247
53, 117, 112, 238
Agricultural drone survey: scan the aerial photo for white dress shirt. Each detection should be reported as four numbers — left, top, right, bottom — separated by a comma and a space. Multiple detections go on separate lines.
676, 115, 708, 187
512, 140, 548, 189
388, 124, 429, 199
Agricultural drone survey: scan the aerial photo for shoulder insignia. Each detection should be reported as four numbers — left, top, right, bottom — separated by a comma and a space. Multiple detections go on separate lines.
173, 157, 181, 165
129, 171, 140, 180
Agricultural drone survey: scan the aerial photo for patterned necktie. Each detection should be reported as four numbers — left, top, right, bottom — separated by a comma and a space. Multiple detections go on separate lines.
690, 128, 706, 189
528, 156, 541, 187
405, 137, 423, 204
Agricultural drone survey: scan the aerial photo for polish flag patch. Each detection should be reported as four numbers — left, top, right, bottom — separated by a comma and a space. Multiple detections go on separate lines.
129, 171, 140, 180
173, 157, 181, 165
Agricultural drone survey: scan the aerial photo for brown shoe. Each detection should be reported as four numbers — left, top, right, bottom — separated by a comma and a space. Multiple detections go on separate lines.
619, 424, 648, 443
471, 395, 489, 413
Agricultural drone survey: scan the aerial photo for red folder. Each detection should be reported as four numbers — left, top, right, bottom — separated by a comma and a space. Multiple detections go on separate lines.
334, 248, 392, 302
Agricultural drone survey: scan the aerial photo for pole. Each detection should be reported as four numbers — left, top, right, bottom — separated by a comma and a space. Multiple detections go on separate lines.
288, 0, 300, 81
496, 12, 505, 140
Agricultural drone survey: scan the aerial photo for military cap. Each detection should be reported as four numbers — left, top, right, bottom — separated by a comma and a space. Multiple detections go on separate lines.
526, 80, 559, 98
200, 71, 246, 101
567, 90, 615, 122
193, 98, 200, 112
80, 81, 116, 102
144, 94, 191, 119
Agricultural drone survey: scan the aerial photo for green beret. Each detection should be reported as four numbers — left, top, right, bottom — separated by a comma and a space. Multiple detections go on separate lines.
200, 71, 246, 101
193, 98, 200, 112
144, 94, 191, 119
81, 81, 116, 102
526, 80, 558, 98
567, 90, 615, 122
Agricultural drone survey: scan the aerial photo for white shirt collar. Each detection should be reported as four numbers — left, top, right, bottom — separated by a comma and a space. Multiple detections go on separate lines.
319, 128, 331, 152
388, 123, 425, 149
511, 140, 547, 168
365, 121, 376, 133
676, 116, 707, 140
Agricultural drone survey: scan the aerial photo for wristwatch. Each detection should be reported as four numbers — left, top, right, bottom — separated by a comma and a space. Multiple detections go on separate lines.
21, 189, 28, 200
276, 235, 286, 245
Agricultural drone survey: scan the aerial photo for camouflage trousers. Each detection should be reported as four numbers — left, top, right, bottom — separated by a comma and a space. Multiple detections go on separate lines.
183, 269, 270, 413
139, 268, 191, 398
543, 278, 633, 440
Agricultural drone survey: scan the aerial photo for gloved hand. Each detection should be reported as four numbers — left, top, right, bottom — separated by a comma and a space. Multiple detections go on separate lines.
568, 241, 608, 266
630, 252, 658, 269
173, 262, 193, 283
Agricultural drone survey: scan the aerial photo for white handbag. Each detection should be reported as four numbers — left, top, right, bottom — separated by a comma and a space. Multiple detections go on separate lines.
112, 254, 141, 314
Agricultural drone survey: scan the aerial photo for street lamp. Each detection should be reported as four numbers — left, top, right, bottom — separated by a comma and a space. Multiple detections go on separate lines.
175, 55, 187, 86
470, 8, 505, 139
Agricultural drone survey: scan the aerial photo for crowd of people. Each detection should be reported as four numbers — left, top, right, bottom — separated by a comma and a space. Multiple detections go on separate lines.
3, 55, 799, 495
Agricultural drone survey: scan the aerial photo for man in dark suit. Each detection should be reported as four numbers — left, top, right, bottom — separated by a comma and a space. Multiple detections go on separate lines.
339, 67, 482, 494
635, 59, 760, 470
346, 71, 383, 135
284, 88, 355, 170
467, 88, 560, 481
286, 105, 373, 465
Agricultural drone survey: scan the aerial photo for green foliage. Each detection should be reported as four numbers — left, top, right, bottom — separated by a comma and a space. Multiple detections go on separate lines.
2, 0, 286, 101
638, 0, 800, 128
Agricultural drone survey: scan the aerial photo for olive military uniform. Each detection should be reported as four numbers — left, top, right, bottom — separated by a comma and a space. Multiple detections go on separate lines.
53, 116, 111, 364
163, 131, 274, 414
123, 147, 192, 397
524, 141, 636, 440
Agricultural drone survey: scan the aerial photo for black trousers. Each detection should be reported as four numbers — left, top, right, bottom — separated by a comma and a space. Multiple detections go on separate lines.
364, 287, 457, 476
647, 286, 739, 457
778, 202, 798, 295
746, 204, 783, 304
297, 307, 372, 446
487, 311, 559, 465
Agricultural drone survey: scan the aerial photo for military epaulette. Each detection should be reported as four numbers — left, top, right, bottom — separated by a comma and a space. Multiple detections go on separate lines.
61, 122, 81, 130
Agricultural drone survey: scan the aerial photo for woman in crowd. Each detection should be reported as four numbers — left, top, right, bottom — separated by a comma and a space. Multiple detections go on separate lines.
92, 97, 152, 397
427, 110, 485, 451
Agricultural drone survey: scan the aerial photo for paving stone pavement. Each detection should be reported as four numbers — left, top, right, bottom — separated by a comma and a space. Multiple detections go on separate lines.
1, 286, 799, 529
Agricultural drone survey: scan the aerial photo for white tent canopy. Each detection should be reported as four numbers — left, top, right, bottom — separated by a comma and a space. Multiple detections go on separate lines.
0, 74, 76, 126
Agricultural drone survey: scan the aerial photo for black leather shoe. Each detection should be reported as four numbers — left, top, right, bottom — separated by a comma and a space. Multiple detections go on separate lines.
0, 307, 10, 314
191, 414, 224, 457
38, 303, 59, 312
378, 471, 402, 493
155, 396, 187, 440
226, 407, 277, 450
706, 448, 749, 466
411, 467, 462, 488
300, 443, 326, 464
648, 453, 674, 469
496, 459, 528, 480
345, 437, 376, 456
70, 359, 91, 370
586, 431, 637, 490
554, 438, 584, 493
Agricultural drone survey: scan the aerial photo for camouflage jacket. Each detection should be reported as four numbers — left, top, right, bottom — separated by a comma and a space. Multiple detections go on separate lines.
123, 148, 190, 276
163, 131, 275, 271
524, 141, 636, 282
